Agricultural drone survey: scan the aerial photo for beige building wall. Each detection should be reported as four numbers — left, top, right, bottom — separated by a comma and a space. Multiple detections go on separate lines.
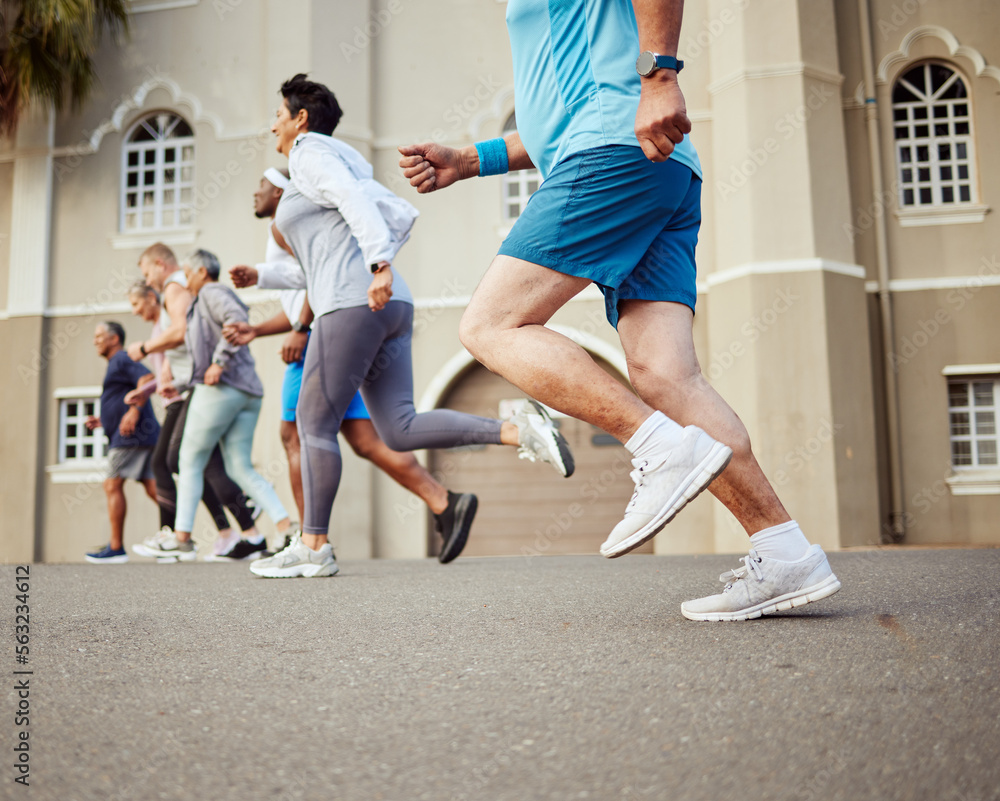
1, 0, 997, 563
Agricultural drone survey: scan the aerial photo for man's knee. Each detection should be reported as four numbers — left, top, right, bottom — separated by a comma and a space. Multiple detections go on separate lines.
103, 477, 124, 495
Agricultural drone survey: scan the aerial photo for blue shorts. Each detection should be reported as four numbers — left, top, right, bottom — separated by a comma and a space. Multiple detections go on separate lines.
281, 358, 369, 423
498, 145, 700, 328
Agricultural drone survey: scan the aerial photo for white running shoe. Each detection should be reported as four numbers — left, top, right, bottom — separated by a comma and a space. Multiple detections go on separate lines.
681, 544, 841, 622
131, 527, 197, 561
509, 399, 575, 478
600, 426, 732, 558
249, 534, 339, 578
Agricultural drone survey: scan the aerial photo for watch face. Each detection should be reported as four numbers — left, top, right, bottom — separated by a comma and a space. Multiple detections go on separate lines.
636, 51, 656, 77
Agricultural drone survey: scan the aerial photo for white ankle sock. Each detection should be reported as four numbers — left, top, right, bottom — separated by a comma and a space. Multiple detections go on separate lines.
246, 532, 265, 545
625, 411, 686, 460
749, 520, 811, 562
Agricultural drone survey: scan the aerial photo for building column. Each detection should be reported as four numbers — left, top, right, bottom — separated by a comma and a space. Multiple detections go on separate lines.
2, 106, 54, 561
703, 0, 880, 549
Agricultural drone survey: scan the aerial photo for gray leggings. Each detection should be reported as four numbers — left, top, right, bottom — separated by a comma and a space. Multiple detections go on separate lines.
298, 301, 503, 535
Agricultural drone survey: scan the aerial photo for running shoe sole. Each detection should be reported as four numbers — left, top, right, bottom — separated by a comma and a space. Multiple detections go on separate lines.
84, 554, 128, 564
522, 400, 575, 478
203, 552, 265, 562
439, 494, 478, 564
601, 442, 733, 558
681, 574, 842, 622
131, 543, 197, 561
249, 561, 340, 578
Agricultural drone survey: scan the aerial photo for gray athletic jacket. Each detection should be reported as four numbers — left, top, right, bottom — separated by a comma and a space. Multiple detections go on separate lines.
185, 282, 264, 397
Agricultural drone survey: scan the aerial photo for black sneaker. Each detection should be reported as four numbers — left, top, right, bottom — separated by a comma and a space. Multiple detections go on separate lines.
435, 492, 478, 564
216, 538, 268, 561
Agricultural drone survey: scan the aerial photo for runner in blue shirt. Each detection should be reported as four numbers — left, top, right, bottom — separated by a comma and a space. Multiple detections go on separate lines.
399, 0, 841, 621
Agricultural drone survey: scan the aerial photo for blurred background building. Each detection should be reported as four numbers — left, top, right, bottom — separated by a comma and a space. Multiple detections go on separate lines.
1, 0, 997, 562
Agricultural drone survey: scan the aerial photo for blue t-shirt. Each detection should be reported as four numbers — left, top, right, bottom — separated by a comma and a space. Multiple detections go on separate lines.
506, 0, 702, 180
100, 350, 160, 449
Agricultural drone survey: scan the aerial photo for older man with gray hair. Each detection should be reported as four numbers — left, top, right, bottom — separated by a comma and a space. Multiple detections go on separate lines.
134, 249, 297, 562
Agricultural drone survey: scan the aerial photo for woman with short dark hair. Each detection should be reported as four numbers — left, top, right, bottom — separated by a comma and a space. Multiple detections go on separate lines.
245, 74, 574, 579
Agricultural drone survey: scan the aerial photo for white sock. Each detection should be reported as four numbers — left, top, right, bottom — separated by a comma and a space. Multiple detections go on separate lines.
625, 411, 686, 460
246, 532, 265, 545
749, 520, 811, 561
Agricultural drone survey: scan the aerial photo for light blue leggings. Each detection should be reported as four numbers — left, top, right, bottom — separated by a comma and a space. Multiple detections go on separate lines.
176, 383, 288, 533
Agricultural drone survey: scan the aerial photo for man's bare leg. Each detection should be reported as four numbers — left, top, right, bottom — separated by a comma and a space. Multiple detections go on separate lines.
280, 420, 305, 523
460, 254, 653, 442
104, 477, 127, 551
340, 419, 449, 515
616, 300, 791, 536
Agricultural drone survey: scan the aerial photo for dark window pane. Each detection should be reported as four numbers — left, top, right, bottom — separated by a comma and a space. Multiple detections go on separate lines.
938, 144, 951, 160
914, 125, 929, 138
958, 165, 969, 180
902, 168, 913, 183
951, 412, 970, 436
913, 106, 928, 120
127, 151, 139, 167
67, 424, 77, 438
164, 148, 176, 163
949, 383, 969, 408
918, 167, 931, 182
940, 166, 952, 181
83, 444, 93, 458
955, 122, 969, 135
894, 126, 908, 140
940, 80, 967, 99
66, 445, 77, 459
930, 64, 952, 91
893, 108, 907, 121
933, 104, 949, 118
919, 187, 932, 204
164, 169, 175, 183
942, 187, 954, 203
900, 147, 912, 163
144, 150, 155, 164
144, 170, 155, 184
959, 185, 971, 202
892, 83, 918, 103
952, 441, 972, 466
954, 103, 968, 117
903, 188, 914, 205
127, 173, 138, 188
173, 120, 193, 137
85, 402, 95, 415
917, 146, 929, 162
935, 124, 949, 136
67, 402, 78, 416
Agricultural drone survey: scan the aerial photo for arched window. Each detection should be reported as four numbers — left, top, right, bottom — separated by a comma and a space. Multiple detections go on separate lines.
892, 63, 976, 208
121, 112, 195, 232
501, 113, 541, 222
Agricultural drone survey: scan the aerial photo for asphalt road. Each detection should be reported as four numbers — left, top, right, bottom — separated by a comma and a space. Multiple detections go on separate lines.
3, 548, 998, 801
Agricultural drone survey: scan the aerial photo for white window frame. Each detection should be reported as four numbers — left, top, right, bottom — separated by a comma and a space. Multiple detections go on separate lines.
120, 112, 195, 234
47, 388, 110, 484
501, 113, 541, 224
943, 368, 1000, 496
892, 62, 978, 215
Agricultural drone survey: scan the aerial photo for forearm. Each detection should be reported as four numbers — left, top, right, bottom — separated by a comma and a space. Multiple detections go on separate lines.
143, 322, 185, 354
461, 133, 535, 177
632, 0, 684, 59
254, 311, 293, 338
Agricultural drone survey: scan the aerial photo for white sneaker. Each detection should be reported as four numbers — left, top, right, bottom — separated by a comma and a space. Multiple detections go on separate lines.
249, 534, 339, 578
131, 527, 197, 561
600, 426, 732, 558
681, 545, 841, 622
509, 399, 575, 478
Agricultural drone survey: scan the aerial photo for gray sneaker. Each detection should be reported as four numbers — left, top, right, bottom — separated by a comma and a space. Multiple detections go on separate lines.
600, 426, 732, 558
249, 534, 339, 578
510, 399, 574, 478
131, 528, 197, 561
681, 544, 841, 621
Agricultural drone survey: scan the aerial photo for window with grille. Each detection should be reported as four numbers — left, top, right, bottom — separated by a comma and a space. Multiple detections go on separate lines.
58, 396, 109, 464
948, 379, 998, 468
892, 63, 976, 209
501, 113, 541, 222
121, 112, 195, 232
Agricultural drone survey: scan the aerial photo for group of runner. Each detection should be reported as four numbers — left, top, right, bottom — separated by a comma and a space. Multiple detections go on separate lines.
85, 0, 843, 620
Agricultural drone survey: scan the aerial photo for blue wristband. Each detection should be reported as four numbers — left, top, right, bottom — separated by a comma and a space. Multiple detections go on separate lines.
475, 138, 509, 177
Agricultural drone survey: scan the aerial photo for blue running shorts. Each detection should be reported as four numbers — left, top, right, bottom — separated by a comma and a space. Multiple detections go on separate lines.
281, 358, 370, 423
498, 145, 700, 328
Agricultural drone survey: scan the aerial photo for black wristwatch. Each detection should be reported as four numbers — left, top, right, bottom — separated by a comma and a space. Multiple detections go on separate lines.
291, 320, 310, 333
370, 262, 389, 274
139, 342, 148, 356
